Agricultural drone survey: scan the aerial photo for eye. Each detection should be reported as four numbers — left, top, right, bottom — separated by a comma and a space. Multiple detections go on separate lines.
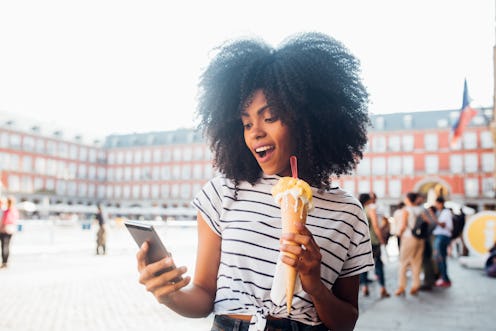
243, 122, 252, 130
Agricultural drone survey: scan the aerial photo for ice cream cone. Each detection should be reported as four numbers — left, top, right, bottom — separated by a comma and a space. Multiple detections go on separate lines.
272, 177, 313, 314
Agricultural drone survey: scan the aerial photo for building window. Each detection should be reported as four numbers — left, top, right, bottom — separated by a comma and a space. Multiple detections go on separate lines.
424, 134, 438, 151
79, 147, 88, 161
97, 185, 105, 199
134, 150, 142, 163
193, 164, 203, 179
464, 154, 478, 173
161, 166, 171, 180
69, 144, 78, 159
125, 151, 133, 164
372, 180, 385, 198
388, 156, 401, 175
372, 157, 386, 176
173, 148, 182, 161
204, 164, 213, 179
388, 179, 402, 198
0, 133, 8, 148
114, 185, 122, 198
183, 147, 193, 161
22, 156, 33, 173
481, 131, 494, 149
106, 185, 114, 199
133, 167, 141, 181
358, 180, 370, 194
463, 132, 477, 150
151, 184, 160, 198
482, 153, 494, 173
450, 154, 463, 174
464, 178, 479, 197
143, 150, 151, 163
88, 149, 96, 163
401, 135, 414, 152
357, 157, 370, 176
194, 146, 204, 160
374, 116, 385, 130
22, 176, 33, 193
142, 184, 150, 199
171, 184, 180, 198
181, 165, 191, 180
371, 136, 386, 153
161, 184, 170, 198
425, 155, 439, 174
78, 183, 87, 197
181, 184, 191, 199
482, 178, 495, 198
402, 156, 414, 175
402, 115, 413, 129
388, 135, 401, 152
172, 165, 181, 180
23, 136, 35, 151
153, 149, 162, 163
88, 184, 95, 197
123, 185, 131, 199
124, 167, 132, 180
9, 134, 21, 148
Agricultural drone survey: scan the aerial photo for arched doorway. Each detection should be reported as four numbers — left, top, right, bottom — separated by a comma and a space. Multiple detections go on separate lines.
414, 178, 451, 206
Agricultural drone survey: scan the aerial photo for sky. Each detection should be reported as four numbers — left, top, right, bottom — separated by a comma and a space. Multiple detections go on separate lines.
0, 0, 494, 140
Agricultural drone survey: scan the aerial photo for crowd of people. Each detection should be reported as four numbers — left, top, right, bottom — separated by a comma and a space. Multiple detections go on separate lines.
357, 191, 458, 299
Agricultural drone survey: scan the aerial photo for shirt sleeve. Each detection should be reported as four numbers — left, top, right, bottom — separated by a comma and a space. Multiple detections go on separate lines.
191, 177, 224, 236
340, 210, 375, 277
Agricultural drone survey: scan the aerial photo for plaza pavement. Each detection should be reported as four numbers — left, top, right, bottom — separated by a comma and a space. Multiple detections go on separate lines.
0, 221, 492, 331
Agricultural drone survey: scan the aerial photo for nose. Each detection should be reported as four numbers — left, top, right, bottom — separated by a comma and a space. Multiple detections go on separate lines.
250, 120, 266, 140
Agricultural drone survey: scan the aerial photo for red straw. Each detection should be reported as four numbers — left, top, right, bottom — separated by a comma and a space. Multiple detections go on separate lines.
290, 156, 298, 178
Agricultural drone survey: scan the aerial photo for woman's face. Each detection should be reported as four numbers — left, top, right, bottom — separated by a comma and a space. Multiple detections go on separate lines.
241, 90, 294, 177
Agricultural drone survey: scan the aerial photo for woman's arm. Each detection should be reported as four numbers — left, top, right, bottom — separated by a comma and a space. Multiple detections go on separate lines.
136, 212, 220, 318
398, 208, 408, 237
280, 223, 359, 331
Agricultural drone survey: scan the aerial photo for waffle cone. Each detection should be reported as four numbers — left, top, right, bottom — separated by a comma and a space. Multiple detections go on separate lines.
281, 194, 308, 314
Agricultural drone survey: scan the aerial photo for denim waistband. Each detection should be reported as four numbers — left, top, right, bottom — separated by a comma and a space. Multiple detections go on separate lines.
211, 315, 328, 331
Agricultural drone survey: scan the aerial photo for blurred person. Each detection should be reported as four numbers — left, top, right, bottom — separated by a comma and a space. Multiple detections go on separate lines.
0, 196, 19, 268
395, 192, 424, 296
391, 201, 405, 249
358, 193, 390, 299
419, 204, 438, 291
433, 197, 453, 287
95, 204, 106, 255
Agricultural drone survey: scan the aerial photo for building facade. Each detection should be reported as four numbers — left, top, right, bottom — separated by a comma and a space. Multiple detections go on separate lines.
0, 107, 494, 220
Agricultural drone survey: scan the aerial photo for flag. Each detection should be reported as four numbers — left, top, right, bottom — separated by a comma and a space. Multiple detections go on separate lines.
450, 79, 478, 147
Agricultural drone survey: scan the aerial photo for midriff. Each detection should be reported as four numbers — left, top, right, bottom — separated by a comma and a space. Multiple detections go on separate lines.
225, 314, 282, 321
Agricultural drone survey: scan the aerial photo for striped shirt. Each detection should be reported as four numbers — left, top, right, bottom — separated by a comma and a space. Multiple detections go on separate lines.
192, 174, 374, 329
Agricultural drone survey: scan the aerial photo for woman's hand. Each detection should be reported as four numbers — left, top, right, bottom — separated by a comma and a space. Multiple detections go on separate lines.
280, 222, 323, 296
137, 241, 191, 305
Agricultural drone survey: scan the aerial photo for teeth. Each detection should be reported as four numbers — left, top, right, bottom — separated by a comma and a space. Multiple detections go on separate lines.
255, 146, 273, 153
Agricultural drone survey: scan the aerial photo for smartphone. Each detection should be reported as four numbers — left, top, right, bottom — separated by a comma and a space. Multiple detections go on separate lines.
124, 221, 182, 280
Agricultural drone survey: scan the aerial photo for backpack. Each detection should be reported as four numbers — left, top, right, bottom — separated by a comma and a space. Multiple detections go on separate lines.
451, 211, 466, 240
411, 213, 429, 239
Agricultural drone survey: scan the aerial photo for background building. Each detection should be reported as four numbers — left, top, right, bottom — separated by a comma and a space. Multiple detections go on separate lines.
0, 107, 494, 220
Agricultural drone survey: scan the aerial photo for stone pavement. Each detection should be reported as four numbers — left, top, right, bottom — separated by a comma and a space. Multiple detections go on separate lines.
0, 222, 493, 331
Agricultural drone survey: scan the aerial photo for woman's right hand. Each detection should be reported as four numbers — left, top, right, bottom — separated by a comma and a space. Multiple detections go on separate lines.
136, 241, 191, 305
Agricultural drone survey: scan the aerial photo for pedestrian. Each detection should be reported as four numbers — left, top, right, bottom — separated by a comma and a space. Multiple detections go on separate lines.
0, 196, 20, 268
95, 204, 106, 255
395, 192, 424, 296
433, 196, 453, 287
358, 193, 390, 299
419, 203, 438, 291
392, 201, 405, 249
135, 32, 373, 331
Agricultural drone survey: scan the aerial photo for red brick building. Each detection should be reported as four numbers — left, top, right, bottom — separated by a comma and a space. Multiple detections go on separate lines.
0, 107, 494, 219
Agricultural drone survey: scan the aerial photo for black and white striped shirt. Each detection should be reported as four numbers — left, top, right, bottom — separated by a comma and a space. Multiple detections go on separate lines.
192, 174, 373, 329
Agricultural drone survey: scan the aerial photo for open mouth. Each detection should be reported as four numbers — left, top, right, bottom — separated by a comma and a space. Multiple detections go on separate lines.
255, 145, 275, 158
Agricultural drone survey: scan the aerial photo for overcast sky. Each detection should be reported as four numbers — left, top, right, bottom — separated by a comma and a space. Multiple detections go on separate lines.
0, 0, 494, 139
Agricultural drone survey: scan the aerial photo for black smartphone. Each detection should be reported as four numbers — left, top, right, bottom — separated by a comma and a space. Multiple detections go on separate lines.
124, 221, 182, 280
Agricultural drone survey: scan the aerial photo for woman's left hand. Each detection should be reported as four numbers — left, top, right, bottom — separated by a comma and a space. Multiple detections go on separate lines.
280, 222, 323, 296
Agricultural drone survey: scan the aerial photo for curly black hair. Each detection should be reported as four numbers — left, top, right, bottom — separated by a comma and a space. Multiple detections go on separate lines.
196, 32, 369, 190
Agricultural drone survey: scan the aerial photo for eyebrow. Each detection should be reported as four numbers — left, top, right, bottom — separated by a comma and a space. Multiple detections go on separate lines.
240, 104, 271, 118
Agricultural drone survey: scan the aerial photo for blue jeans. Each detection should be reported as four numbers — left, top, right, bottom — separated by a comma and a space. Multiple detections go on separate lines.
211, 315, 329, 331
359, 244, 384, 287
434, 235, 451, 282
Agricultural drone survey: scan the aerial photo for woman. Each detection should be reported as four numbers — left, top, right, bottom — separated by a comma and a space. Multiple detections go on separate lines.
136, 32, 373, 330
395, 192, 424, 296
0, 196, 19, 268
358, 193, 390, 299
